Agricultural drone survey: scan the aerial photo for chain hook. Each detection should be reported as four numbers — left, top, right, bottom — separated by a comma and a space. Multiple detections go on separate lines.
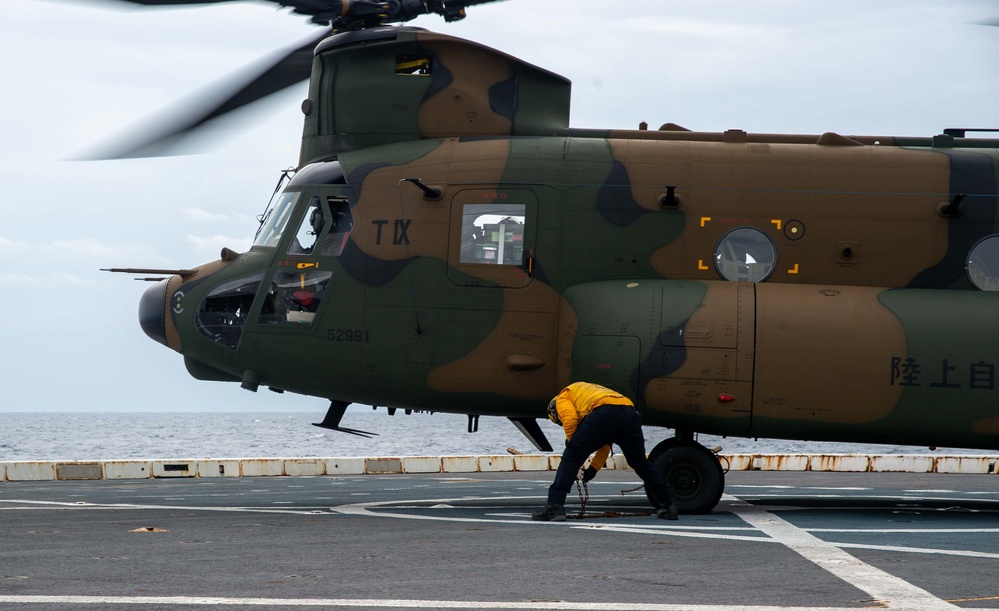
575, 472, 589, 518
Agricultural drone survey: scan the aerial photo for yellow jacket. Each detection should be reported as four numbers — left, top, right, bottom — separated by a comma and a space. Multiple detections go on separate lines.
554, 382, 634, 472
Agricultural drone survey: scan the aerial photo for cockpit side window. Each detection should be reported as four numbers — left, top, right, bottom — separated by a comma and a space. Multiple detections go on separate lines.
318, 196, 353, 257
288, 197, 325, 255
196, 272, 264, 349
257, 269, 333, 326
254, 192, 300, 248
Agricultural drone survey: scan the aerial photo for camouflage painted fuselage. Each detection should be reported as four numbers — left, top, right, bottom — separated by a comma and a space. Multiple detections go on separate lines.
143, 27, 999, 451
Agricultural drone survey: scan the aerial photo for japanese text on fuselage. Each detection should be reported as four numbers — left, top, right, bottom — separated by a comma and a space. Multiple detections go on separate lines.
890, 357, 995, 390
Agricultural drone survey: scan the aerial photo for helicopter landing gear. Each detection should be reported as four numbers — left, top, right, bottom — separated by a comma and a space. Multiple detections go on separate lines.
647, 434, 725, 514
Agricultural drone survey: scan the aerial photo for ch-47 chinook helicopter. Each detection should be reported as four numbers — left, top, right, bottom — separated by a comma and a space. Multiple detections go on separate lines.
100, 0, 999, 514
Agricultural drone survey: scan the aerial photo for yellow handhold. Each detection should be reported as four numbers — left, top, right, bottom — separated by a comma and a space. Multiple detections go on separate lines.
700, 217, 711, 227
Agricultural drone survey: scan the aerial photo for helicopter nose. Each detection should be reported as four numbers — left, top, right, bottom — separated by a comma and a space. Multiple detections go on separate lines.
139, 279, 170, 347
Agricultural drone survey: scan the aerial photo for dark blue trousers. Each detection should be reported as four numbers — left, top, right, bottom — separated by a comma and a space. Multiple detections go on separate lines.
547, 405, 675, 508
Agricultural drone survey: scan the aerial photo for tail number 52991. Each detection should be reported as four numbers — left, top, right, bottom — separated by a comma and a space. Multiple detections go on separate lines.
327, 329, 370, 342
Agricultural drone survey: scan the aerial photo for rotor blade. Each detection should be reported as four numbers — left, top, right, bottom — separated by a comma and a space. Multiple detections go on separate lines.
78, 28, 327, 159
422, 0, 506, 23
49, 0, 253, 10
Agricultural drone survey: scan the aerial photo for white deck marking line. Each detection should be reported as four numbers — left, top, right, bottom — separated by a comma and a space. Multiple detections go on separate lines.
571, 524, 999, 558
335, 496, 999, 558
5, 495, 995, 610
725, 494, 959, 610
0, 595, 970, 610
726, 493, 999, 506
568, 524, 778, 543
833, 541, 999, 559
0, 499, 324, 515
10, 496, 995, 561
724, 494, 987, 503
809, 527, 999, 534
334, 495, 576, 526
333, 496, 777, 536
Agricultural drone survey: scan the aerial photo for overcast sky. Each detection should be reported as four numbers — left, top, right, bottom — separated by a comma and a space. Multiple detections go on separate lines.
1, 0, 996, 414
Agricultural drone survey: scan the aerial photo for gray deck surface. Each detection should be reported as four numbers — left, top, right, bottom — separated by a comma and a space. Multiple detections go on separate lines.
2, 470, 999, 610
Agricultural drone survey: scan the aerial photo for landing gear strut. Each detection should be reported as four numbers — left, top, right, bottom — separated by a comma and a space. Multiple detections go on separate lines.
647, 434, 724, 514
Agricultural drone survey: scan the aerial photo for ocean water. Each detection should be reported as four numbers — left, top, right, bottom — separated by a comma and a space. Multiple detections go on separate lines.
1, 411, 992, 462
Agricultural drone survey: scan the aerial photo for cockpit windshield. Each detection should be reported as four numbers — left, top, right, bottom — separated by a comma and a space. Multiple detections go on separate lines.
253, 192, 301, 248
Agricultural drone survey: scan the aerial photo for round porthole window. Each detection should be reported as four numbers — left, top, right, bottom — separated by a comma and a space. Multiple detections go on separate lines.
967, 235, 999, 291
714, 227, 777, 282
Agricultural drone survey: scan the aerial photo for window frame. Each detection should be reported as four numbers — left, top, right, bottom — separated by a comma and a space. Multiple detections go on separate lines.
448, 188, 537, 288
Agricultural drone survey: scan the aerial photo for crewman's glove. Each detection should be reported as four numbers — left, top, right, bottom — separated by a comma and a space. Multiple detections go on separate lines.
582, 466, 598, 482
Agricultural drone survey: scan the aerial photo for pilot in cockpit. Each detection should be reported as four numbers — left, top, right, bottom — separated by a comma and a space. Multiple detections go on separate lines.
289, 205, 325, 255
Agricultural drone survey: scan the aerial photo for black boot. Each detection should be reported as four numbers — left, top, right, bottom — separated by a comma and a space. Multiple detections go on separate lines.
657, 499, 679, 521
532, 503, 566, 521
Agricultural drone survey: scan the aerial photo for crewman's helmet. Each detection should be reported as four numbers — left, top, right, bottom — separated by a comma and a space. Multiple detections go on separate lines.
547, 397, 561, 426
309, 207, 325, 235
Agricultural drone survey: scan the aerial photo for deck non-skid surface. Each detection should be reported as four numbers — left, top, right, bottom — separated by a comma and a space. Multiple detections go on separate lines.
2, 470, 999, 610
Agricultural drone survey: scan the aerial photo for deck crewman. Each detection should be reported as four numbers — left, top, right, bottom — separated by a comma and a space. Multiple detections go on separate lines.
533, 382, 679, 522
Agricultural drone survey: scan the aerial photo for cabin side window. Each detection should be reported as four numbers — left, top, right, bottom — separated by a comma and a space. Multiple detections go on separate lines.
395, 54, 432, 76
459, 203, 526, 266
714, 227, 777, 282
448, 189, 536, 289
967, 235, 999, 291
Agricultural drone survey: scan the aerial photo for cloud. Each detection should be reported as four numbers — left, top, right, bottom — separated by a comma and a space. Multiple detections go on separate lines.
51, 238, 124, 259
0, 272, 96, 288
179, 207, 237, 224
612, 15, 778, 39
187, 233, 253, 257
0, 236, 173, 265
0, 236, 27, 253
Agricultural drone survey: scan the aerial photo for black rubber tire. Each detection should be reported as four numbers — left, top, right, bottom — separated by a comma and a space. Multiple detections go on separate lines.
645, 437, 680, 508
649, 443, 725, 514
646, 436, 680, 465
